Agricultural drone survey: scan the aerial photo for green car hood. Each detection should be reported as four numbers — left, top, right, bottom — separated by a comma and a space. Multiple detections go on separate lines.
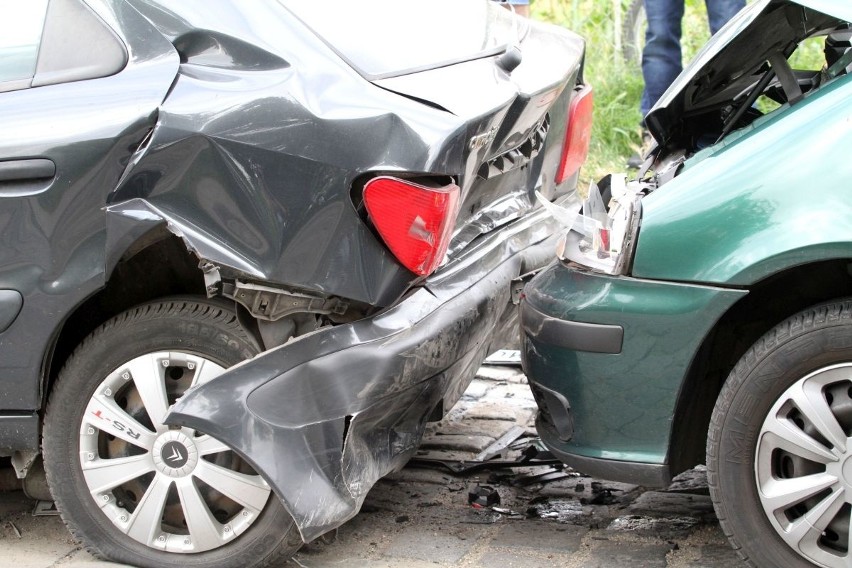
646, 0, 852, 146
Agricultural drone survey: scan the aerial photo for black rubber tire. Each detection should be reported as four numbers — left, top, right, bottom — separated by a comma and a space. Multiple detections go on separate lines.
707, 300, 852, 568
42, 298, 303, 568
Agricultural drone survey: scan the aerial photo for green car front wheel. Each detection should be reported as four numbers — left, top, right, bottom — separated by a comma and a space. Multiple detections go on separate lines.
709, 300, 852, 568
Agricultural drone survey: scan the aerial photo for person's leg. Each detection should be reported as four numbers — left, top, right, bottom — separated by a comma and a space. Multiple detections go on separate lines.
705, 0, 745, 35
641, 0, 685, 116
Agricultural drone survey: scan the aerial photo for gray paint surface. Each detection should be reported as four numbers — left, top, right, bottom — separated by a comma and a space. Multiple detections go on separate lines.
0, 0, 584, 541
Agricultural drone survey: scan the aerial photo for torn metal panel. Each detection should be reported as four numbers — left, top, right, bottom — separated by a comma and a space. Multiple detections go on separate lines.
164, 202, 564, 541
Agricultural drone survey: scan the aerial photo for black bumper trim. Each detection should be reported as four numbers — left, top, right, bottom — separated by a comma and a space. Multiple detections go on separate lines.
521, 300, 623, 354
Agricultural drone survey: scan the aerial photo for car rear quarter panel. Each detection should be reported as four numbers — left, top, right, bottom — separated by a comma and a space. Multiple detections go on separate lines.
0, 0, 178, 416
633, 74, 852, 285
115, 0, 585, 307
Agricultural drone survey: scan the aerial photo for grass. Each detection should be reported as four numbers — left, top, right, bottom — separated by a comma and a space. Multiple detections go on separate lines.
531, 0, 715, 182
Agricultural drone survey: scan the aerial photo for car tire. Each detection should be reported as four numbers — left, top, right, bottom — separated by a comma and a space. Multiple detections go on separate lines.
42, 298, 302, 568
708, 300, 852, 568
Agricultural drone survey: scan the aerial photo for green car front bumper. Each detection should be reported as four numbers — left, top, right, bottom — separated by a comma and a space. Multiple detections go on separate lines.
520, 262, 746, 486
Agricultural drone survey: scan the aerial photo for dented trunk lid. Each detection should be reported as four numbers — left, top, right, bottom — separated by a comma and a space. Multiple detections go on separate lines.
287, 0, 586, 254
372, 20, 586, 257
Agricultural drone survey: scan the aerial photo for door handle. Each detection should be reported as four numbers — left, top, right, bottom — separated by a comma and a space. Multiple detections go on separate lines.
0, 159, 56, 182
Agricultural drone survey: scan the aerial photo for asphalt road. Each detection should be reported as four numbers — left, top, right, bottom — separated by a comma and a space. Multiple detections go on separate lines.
0, 365, 746, 568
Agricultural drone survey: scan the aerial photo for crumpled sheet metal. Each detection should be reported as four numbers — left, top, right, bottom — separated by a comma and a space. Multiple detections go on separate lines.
111, 0, 580, 307
163, 205, 563, 542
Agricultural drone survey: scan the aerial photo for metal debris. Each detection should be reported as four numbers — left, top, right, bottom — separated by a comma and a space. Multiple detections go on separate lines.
474, 425, 525, 461
483, 349, 522, 366
468, 484, 501, 508
7, 521, 21, 538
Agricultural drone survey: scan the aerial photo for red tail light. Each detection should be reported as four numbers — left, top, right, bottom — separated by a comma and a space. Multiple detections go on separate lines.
555, 84, 594, 184
364, 176, 461, 276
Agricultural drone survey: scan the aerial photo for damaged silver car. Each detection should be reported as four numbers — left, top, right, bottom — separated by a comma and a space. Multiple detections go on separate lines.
0, 0, 590, 566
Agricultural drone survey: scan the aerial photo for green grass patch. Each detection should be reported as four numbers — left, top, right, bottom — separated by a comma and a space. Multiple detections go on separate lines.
532, 0, 715, 182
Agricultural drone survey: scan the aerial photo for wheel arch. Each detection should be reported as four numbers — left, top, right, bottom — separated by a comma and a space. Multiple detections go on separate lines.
41, 227, 209, 409
667, 258, 852, 476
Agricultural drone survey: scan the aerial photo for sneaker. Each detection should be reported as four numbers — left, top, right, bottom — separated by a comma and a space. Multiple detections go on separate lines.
626, 129, 653, 169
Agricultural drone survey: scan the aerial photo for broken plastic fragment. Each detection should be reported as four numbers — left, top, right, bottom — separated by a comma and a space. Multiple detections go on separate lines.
535, 189, 581, 230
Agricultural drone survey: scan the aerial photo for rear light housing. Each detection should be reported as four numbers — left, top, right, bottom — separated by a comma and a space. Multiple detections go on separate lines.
554, 177, 643, 276
555, 84, 594, 184
363, 176, 461, 276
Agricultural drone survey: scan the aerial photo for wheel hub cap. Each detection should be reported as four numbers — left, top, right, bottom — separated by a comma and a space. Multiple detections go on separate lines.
756, 363, 852, 568
153, 432, 197, 477
78, 351, 271, 554
842, 455, 852, 487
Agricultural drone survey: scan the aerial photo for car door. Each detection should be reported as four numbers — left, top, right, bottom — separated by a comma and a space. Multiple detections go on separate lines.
0, 0, 179, 448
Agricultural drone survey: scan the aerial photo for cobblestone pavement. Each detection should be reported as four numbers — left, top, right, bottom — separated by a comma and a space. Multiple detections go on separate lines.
0, 364, 746, 567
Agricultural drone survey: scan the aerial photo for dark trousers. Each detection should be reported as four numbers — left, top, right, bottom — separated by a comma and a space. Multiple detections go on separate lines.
640, 0, 746, 117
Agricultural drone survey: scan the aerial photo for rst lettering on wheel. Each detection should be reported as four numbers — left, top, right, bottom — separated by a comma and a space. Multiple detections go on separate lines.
42, 299, 301, 568
709, 301, 852, 568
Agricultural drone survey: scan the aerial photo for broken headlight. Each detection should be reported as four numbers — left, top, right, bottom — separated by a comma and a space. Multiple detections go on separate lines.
540, 176, 643, 276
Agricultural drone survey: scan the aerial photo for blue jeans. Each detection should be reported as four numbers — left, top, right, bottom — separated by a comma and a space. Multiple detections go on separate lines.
640, 0, 745, 117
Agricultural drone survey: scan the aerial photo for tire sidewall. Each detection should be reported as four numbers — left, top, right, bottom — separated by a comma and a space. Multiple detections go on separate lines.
712, 308, 852, 568
43, 299, 298, 568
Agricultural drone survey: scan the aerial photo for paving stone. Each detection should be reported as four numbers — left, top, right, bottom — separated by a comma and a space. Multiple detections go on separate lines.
668, 465, 709, 493
628, 491, 717, 522
60, 549, 130, 567
461, 379, 494, 401
419, 434, 495, 453
382, 530, 477, 564
491, 521, 588, 553
478, 549, 573, 567
607, 514, 700, 536
286, 554, 439, 568
479, 383, 538, 406
426, 418, 522, 440
465, 405, 535, 425
1, 514, 79, 566
535, 477, 638, 502
476, 366, 527, 383
584, 539, 672, 568
383, 468, 454, 486
697, 544, 746, 566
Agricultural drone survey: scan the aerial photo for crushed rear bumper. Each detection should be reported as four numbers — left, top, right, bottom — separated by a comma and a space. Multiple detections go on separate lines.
164, 203, 562, 542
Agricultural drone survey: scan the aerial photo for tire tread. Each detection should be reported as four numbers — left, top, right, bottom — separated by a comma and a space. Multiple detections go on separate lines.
707, 299, 852, 568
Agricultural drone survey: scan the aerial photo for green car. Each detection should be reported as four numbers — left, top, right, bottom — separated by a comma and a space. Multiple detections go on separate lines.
522, 1, 852, 566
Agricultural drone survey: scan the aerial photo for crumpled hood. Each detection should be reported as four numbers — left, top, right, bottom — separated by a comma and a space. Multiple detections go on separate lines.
646, 0, 852, 146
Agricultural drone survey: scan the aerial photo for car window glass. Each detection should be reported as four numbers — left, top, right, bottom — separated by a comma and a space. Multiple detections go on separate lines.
0, 0, 49, 85
33, 0, 128, 88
